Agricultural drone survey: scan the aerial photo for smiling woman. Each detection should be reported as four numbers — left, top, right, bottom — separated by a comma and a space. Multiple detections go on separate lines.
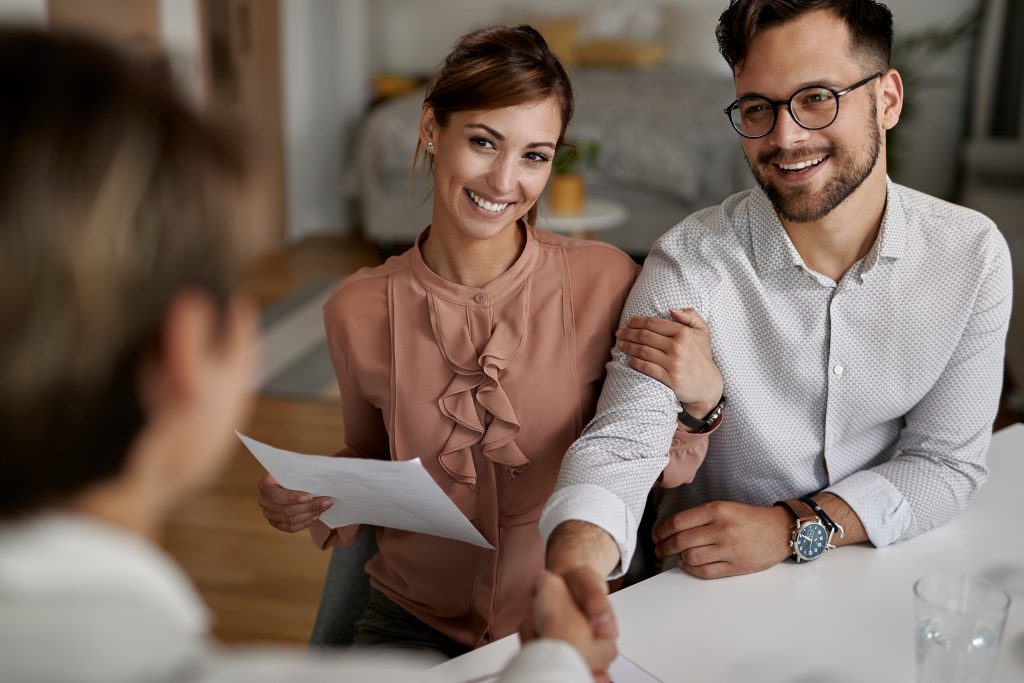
254, 23, 707, 658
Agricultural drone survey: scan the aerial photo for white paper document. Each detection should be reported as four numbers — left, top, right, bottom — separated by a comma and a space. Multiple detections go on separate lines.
473, 653, 661, 683
237, 432, 493, 549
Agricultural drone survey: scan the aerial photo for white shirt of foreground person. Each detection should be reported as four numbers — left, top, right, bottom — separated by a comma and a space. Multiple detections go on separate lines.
542, 180, 1012, 575
0, 513, 591, 683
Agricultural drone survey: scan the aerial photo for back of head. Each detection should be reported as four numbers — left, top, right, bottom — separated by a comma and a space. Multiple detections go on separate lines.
716, 0, 894, 72
0, 29, 247, 518
416, 24, 575, 224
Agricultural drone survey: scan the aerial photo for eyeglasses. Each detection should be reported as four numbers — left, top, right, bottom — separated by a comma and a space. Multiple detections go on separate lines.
724, 72, 883, 139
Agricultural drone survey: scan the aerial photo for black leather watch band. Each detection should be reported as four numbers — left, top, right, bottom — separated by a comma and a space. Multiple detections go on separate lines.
678, 395, 726, 433
799, 495, 845, 539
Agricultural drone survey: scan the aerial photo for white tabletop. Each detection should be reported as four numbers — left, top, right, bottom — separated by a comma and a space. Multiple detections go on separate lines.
431, 423, 1024, 682
535, 197, 629, 234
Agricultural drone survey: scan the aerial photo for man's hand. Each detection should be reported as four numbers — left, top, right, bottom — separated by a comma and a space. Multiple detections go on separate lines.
256, 473, 334, 533
652, 501, 793, 579
520, 571, 618, 681
615, 308, 724, 421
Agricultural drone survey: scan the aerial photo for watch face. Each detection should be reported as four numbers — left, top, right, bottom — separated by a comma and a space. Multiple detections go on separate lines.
795, 521, 828, 560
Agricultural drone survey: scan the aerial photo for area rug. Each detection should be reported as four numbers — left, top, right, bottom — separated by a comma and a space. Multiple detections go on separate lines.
257, 278, 341, 401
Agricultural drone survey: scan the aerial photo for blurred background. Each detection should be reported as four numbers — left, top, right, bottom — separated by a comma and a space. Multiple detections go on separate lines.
1, 0, 1020, 645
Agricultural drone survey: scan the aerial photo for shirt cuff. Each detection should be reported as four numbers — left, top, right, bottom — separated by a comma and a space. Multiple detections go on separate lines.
502, 640, 590, 682
540, 483, 637, 580
825, 470, 914, 547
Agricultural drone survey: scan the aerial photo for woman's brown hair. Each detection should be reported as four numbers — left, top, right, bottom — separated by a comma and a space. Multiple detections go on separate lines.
413, 24, 575, 225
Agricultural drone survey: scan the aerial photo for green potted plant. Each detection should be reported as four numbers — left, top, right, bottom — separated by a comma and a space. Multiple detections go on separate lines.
549, 140, 600, 215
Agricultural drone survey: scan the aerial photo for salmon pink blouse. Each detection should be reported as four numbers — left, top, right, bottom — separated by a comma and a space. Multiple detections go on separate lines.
310, 225, 708, 647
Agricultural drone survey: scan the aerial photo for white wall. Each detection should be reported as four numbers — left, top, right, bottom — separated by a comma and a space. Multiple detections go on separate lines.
158, 0, 203, 104
282, 0, 369, 240
0, 0, 46, 25
368, 0, 980, 200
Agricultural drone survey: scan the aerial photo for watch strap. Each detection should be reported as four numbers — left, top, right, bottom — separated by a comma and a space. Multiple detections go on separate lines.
677, 395, 726, 433
775, 499, 825, 562
776, 499, 817, 524
799, 495, 845, 539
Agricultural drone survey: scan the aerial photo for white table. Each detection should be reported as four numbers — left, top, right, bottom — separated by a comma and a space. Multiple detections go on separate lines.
535, 197, 629, 240
431, 423, 1024, 682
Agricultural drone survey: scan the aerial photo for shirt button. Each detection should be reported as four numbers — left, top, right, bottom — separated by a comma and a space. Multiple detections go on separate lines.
826, 432, 835, 447
833, 364, 845, 376
473, 292, 486, 304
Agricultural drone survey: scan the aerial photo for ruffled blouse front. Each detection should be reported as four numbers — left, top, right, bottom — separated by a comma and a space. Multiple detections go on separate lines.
421, 254, 532, 485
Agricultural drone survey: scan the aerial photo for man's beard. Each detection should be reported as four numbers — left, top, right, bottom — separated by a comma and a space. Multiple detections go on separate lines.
747, 101, 882, 223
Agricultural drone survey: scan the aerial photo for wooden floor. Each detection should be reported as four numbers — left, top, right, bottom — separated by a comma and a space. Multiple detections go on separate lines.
161, 234, 380, 644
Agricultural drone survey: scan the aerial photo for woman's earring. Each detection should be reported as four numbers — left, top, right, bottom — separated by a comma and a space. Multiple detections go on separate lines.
426, 142, 435, 153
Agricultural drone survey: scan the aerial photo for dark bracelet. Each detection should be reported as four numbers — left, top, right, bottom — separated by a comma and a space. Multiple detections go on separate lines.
799, 495, 844, 538
677, 395, 726, 433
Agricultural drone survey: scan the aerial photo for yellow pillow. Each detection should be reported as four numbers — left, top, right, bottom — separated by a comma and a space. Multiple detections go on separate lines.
576, 39, 666, 69
532, 17, 581, 69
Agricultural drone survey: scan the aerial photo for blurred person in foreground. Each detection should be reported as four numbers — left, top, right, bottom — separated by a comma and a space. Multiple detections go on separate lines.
0, 28, 609, 683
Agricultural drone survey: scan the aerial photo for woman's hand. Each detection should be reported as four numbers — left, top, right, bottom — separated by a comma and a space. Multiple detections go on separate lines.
256, 473, 334, 533
615, 307, 723, 422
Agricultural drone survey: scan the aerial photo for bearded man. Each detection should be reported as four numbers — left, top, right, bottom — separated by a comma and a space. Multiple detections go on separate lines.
539, 0, 1013, 620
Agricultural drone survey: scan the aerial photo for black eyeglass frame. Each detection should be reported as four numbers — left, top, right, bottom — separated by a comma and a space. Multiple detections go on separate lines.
723, 71, 884, 139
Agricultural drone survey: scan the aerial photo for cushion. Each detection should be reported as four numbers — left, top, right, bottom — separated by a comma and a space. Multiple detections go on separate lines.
576, 39, 666, 69
532, 16, 581, 68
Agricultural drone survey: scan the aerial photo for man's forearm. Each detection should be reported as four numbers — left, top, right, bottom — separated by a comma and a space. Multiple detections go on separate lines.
814, 492, 868, 547
546, 520, 621, 577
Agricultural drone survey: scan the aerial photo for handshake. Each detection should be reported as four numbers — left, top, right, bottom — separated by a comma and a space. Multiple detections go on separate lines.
520, 567, 619, 683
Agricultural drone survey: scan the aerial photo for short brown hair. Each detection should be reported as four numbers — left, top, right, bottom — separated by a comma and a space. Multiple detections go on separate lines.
716, 0, 894, 72
0, 29, 247, 517
415, 24, 575, 225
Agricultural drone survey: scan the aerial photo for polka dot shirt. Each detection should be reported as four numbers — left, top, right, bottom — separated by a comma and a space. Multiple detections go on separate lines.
541, 180, 1013, 576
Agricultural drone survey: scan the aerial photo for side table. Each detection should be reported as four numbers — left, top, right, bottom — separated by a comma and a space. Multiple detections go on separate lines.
535, 196, 629, 240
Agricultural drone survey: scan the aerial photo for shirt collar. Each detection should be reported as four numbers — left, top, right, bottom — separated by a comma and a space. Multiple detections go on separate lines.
750, 177, 908, 278
411, 221, 538, 306
860, 177, 908, 275
749, 187, 806, 275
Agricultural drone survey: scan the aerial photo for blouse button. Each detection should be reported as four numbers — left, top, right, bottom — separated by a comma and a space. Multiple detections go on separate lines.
473, 292, 486, 304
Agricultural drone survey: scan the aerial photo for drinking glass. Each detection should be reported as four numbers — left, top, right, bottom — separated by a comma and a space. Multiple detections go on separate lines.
914, 573, 1011, 683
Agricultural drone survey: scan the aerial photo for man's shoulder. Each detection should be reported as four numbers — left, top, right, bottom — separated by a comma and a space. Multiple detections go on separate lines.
650, 189, 754, 264
893, 183, 1010, 274
895, 183, 1000, 241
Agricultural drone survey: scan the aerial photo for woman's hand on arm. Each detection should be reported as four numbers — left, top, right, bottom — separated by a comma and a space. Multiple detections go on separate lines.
256, 473, 334, 533
615, 307, 723, 422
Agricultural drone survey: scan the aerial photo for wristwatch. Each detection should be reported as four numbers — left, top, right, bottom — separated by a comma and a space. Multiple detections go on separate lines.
677, 395, 726, 433
777, 499, 834, 562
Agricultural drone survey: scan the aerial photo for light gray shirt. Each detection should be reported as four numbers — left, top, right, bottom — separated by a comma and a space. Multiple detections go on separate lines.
540, 181, 1012, 576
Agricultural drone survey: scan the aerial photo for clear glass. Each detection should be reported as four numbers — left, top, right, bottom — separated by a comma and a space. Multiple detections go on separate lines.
914, 573, 1011, 683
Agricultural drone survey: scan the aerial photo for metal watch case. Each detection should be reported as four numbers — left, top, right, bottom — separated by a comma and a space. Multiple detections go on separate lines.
789, 517, 834, 562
